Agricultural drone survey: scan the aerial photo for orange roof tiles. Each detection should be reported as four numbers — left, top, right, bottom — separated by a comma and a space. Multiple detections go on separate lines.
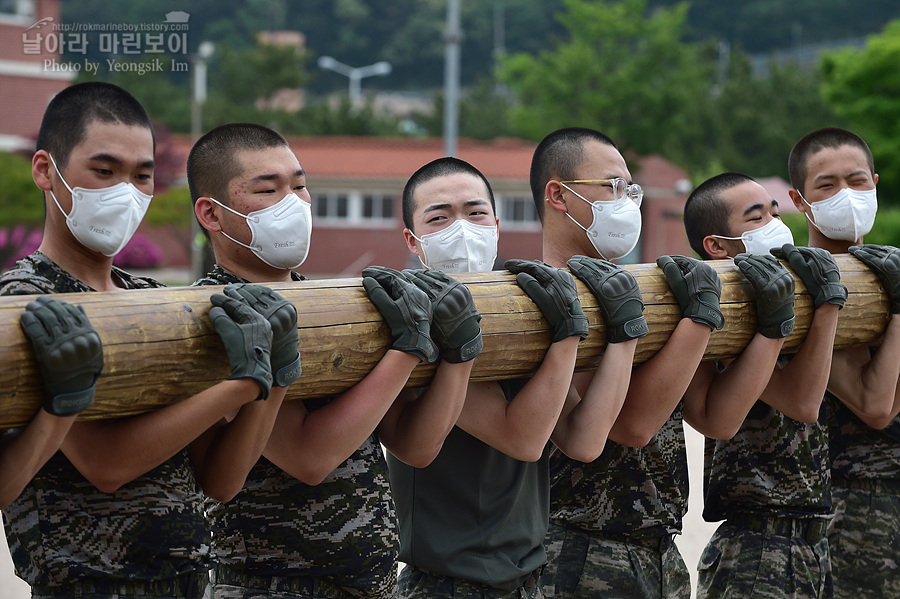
285, 136, 536, 181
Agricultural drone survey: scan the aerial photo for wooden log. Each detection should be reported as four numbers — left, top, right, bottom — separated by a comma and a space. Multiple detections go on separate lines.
0, 254, 889, 428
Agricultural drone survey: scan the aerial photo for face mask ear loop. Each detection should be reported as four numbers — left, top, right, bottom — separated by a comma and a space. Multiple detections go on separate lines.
797, 192, 827, 236
406, 229, 433, 270
560, 181, 595, 233
47, 153, 76, 195
46, 153, 76, 221
207, 197, 260, 252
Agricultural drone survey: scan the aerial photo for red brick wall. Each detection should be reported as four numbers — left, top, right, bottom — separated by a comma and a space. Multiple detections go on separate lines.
0, 76, 68, 140
639, 194, 694, 261
0, 0, 71, 142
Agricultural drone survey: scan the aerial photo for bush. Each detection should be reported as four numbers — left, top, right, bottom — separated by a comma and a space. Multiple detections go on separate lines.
113, 232, 162, 269
144, 186, 194, 227
0, 225, 42, 270
866, 208, 900, 247
0, 152, 44, 228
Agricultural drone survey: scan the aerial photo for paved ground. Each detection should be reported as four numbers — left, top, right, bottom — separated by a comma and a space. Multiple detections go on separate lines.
0, 425, 718, 599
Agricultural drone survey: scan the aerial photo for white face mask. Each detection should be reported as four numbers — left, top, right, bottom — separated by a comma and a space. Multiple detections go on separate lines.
801, 187, 877, 242
48, 153, 153, 257
410, 218, 498, 273
711, 217, 794, 255
209, 193, 312, 269
561, 182, 641, 260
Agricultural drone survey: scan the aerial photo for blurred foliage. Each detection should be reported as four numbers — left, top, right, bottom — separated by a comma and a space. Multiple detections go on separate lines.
63, 0, 900, 90
700, 53, 844, 182
499, 0, 716, 173
821, 20, 900, 208
55, 0, 900, 192
144, 185, 193, 228
781, 213, 810, 248
861, 208, 900, 248
0, 152, 44, 226
0, 152, 43, 268
113, 232, 163, 269
422, 78, 514, 140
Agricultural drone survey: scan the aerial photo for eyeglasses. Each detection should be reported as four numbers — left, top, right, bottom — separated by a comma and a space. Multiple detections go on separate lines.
560, 178, 643, 206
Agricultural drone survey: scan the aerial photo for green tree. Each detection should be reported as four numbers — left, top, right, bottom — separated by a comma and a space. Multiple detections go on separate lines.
652, 0, 900, 54
821, 20, 900, 207
0, 152, 43, 227
285, 96, 402, 136
0, 152, 45, 268
422, 78, 515, 140
704, 51, 843, 180
203, 39, 311, 129
498, 0, 716, 173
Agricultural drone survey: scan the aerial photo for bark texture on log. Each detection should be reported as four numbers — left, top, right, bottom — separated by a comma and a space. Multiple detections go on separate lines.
0, 254, 888, 427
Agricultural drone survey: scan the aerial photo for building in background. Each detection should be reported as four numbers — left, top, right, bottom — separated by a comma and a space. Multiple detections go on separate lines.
0, 0, 72, 151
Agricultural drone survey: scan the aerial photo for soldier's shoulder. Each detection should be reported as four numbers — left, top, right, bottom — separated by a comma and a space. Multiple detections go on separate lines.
0, 259, 55, 296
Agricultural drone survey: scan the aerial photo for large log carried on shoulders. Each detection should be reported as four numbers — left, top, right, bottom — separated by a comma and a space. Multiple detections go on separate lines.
0, 254, 887, 428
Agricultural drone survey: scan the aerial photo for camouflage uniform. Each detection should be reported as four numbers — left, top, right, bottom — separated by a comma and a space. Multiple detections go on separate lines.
826, 392, 900, 598
1, 252, 210, 599
196, 267, 399, 599
398, 565, 543, 599
697, 398, 832, 599
387, 379, 547, 599
542, 405, 691, 599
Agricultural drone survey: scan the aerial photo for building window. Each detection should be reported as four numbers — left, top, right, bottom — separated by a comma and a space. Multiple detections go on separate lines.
313, 191, 396, 226
314, 193, 348, 220
498, 195, 540, 229
362, 194, 394, 221
0, 0, 34, 19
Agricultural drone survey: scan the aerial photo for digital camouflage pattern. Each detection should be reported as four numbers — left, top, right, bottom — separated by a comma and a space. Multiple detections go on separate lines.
398, 565, 544, 599
197, 267, 399, 599
698, 364, 832, 599
0, 250, 164, 296
212, 568, 359, 599
208, 442, 399, 599
548, 405, 688, 537
828, 484, 900, 598
696, 519, 831, 599
825, 392, 900, 598
542, 522, 689, 599
1, 252, 210, 592
825, 393, 900, 481
702, 400, 831, 522
192, 263, 305, 288
4, 448, 210, 590
545, 406, 688, 598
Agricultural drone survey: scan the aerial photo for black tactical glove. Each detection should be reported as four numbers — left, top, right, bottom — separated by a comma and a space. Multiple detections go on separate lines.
734, 253, 796, 338
363, 265, 438, 362
771, 244, 847, 309
20, 296, 103, 416
849, 244, 900, 313
220, 284, 301, 387
567, 255, 648, 343
209, 292, 274, 400
403, 269, 483, 363
656, 255, 725, 331
504, 259, 588, 342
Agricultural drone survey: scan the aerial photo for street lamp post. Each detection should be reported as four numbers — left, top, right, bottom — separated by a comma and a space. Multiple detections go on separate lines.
190, 41, 215, 282
443, 0, 461, 157
317, 56, 392, 104
190, 41, 215, 142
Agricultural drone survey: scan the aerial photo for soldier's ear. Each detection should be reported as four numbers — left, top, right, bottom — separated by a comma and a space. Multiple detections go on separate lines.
704, 235, 731, 260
